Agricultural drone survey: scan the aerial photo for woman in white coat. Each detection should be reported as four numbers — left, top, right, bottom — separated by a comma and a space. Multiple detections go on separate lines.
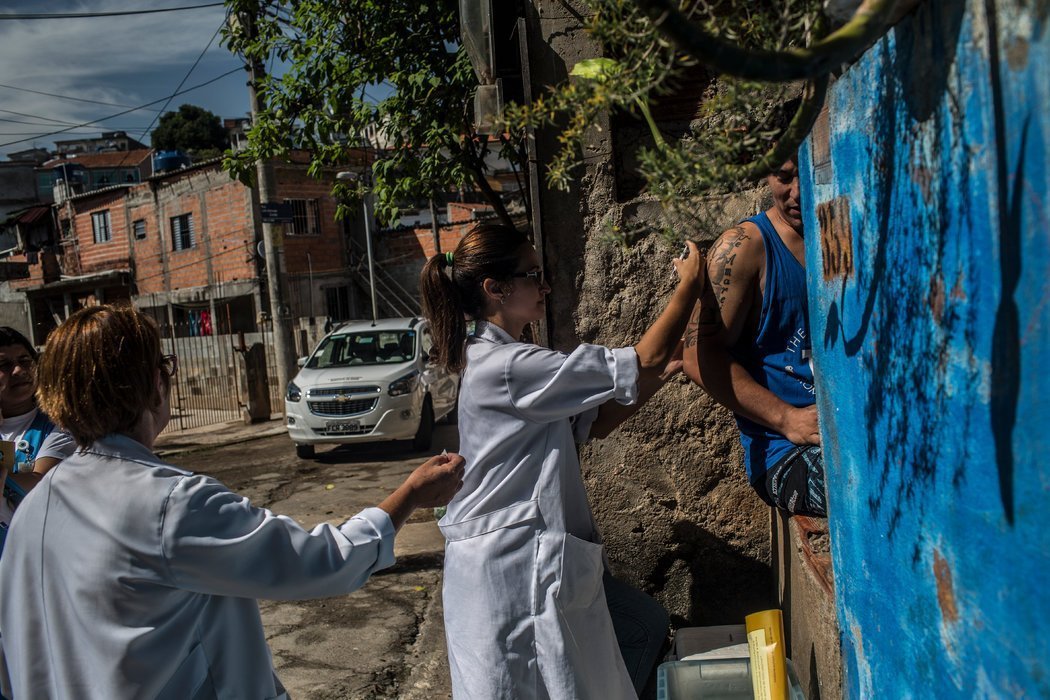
420, 224, 704, 699
0, 304, 465, 699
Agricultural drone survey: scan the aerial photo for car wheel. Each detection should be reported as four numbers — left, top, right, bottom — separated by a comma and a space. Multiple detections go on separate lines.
295, 444, 315, 459
412, 397, 435, 452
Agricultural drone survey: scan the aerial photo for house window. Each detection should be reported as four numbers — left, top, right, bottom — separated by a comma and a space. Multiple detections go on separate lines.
170, 213, 195, 251
325, 285, 351, 321
133, 219, 146, 240
286, 198, 321, 235
91, 210, 112, 243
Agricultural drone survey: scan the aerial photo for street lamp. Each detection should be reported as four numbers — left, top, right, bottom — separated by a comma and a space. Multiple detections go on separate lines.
336, 170, 378, 326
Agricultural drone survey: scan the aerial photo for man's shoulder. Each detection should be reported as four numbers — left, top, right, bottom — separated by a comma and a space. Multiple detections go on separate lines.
710, 220, 765, 273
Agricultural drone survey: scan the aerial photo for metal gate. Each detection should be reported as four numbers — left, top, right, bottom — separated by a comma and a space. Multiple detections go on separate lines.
159, 321, 243, 433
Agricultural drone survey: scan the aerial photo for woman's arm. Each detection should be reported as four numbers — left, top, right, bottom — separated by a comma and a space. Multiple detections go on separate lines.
590, 243, 706, 437
162, 452, 464, 600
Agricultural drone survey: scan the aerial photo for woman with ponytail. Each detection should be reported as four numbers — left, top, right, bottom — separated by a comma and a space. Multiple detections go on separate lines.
421, 223, 704, 699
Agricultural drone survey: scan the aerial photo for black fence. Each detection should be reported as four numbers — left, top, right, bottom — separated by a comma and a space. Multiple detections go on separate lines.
158, 321, 283, 434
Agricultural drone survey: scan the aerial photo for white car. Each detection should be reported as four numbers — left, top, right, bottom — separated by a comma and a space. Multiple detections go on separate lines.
285, 317, 458, 458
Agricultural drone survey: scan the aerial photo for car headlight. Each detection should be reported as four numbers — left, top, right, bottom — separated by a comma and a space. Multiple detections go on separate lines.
388, 370, 420, 397
286, 381, 302, 402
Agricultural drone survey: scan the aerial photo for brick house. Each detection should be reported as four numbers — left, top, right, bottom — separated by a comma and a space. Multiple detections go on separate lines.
10, 152, 369, 345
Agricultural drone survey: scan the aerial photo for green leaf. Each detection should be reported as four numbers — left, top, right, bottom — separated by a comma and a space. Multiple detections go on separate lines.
569, 57, 619, 81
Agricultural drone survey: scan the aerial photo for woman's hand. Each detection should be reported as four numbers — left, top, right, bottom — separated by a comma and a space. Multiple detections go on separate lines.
672, 241, 707, 295
404, 452, 466, 509
378, 452, 466, 530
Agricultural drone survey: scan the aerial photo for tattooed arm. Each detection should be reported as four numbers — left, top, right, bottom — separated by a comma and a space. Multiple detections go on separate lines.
683, 224, 819, 445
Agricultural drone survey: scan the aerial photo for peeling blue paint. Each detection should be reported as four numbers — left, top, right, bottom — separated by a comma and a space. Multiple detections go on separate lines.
799, 0, 1049, 696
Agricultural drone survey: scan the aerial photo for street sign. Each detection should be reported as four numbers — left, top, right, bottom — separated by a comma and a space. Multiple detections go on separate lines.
260, 202, 293, 223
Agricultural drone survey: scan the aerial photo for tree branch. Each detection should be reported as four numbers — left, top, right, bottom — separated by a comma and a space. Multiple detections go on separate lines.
634, 0, 897, 81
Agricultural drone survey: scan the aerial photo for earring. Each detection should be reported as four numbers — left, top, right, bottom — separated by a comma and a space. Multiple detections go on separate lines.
500, 296, 507, 305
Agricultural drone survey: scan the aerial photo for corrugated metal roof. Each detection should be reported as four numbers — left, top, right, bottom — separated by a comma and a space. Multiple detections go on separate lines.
15, 205, 50, 225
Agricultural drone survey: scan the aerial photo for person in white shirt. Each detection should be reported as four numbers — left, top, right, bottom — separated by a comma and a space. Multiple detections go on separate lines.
419, 223, 705, 699
0, 304, 466, 699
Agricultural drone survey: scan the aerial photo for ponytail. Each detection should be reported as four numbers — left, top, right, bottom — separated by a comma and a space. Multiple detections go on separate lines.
421, 253, 468, 372
420, 223, 530, 373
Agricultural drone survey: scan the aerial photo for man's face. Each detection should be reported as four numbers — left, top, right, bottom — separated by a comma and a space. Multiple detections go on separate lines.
768, 157, 802, 233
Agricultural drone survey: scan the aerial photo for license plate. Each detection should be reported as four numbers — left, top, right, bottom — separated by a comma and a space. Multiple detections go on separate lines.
327, 419, 360, 431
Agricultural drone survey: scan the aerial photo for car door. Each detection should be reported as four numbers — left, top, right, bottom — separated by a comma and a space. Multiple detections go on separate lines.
420, 325, 457, 416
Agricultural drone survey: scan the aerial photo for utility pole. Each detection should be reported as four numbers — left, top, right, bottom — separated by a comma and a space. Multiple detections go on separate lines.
338, 170, 379, 325
240, 9, 298, 397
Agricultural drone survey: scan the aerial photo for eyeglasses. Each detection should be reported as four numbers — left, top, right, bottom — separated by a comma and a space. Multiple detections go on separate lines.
510, 269, 546, 285
160, 354, 178, 378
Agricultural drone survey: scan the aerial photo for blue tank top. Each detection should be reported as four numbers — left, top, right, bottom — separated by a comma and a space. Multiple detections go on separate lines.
730, 212, 815, 484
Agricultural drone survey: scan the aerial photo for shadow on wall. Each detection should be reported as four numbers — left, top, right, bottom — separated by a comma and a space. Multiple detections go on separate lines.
647, 519, 773, 627
819, 1, 1001, 562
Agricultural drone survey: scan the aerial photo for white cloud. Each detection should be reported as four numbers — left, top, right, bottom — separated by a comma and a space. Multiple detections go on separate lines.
0, 0, 244, 156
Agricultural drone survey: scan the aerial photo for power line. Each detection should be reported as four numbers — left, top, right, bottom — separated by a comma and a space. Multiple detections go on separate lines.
0, 66, 244, 149
138, 19, 227, 144
0, 82, 162, 112
112, 15, 228, 174
0, 3, 224, 20
0, 108, 101, 127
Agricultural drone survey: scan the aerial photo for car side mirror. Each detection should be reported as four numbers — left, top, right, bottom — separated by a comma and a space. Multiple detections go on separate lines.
296, 356, 308, 368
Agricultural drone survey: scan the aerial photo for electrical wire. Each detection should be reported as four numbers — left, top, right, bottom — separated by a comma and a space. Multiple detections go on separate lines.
0, 66, 243, 149
0, 108, 112, 127
0, 4, 224, 20
116, 14, 229, 172
0, 82, 162, 112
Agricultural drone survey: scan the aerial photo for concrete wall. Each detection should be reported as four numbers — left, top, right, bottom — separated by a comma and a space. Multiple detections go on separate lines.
524, 0, 775, 626
800, 1, 1048, 695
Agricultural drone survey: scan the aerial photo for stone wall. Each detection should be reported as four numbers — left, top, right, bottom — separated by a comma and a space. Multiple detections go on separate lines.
523, 0, 776, 626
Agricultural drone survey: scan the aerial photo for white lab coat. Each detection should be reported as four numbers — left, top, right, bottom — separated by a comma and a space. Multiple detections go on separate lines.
0, 433, 397, 699
441, 322, 640, 699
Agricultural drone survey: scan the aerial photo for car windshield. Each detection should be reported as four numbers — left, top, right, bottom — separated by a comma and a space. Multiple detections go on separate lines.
307, 330, 417, 369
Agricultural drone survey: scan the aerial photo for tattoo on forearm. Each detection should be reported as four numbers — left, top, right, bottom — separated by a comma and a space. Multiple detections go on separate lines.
710, 226, 749, 306
696, 293, 720, 339
684, 305, 700, 348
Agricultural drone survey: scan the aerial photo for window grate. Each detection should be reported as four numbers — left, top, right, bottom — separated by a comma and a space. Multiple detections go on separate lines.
286, 198, 321, 235
171, 213, 195, 251
91, 210, 111, 243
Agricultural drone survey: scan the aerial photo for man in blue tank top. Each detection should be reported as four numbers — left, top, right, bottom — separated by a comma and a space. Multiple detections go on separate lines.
683, 155, 826, 516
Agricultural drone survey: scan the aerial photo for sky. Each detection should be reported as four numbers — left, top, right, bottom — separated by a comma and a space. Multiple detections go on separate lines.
0, 1, 252, 159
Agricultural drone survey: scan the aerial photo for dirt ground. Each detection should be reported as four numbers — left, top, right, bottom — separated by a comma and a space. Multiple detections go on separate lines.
167, 425, 460, 700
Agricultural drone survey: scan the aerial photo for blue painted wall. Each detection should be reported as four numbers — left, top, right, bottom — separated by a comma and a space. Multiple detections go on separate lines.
799, 1, 1048, 696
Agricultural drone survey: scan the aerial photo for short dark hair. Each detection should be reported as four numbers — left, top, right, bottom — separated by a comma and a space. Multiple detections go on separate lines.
0, 327, 36, 361
37, 305, 167, 448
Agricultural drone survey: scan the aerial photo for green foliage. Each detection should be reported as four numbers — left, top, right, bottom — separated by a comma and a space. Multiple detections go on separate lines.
503, 0, 824, 242
152, 103, 229, 156
222, 0, 516, 227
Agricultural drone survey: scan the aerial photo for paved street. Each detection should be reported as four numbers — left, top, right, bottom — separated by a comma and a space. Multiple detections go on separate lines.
165, 424, 460, 700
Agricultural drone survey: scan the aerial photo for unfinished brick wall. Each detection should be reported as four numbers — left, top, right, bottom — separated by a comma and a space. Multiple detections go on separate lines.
274, 163, 347, 275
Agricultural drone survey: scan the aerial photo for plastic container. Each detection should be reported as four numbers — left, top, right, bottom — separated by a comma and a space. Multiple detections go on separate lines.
657, 656, 806, 700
